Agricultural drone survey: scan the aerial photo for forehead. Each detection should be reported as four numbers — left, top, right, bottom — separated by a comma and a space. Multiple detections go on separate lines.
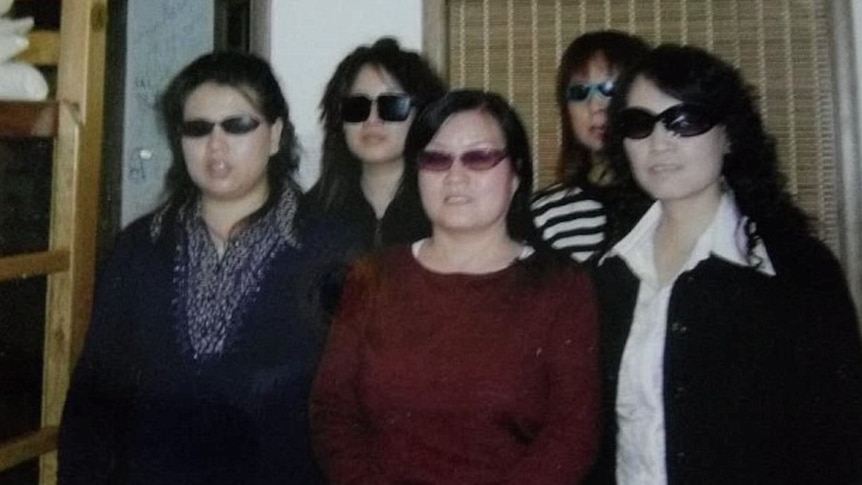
428, 109, 505, 148
625, 75, 682, 112
184, 82, 259, 116
350, 64, 404, 94
569, 53, 616, 83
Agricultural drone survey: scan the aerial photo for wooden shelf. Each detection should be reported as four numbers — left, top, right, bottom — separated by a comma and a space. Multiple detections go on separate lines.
16, 30, 61, 67
0, 101, 58, 138
0, 427, 58, 472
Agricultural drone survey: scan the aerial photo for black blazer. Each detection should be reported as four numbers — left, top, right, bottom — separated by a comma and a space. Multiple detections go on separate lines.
589, 235, 862, 485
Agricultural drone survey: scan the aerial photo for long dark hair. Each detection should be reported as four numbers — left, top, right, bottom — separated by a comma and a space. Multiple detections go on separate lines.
308, 37, 447, 212
158, 50, 301, 231
555, 30, 649, 189
605, 43, 811, 260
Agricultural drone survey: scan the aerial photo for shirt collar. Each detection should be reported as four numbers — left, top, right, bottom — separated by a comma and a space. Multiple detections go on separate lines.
601, 192, 775, 279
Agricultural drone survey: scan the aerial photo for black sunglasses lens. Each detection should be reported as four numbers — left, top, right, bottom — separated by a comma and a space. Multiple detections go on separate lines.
665, 105, 715, 137
619, 109, 657, 140
180, 120, 215, 137
417, 151, 454, 171
377, 95, 413, 122
342, 96, 372, 123
566, 85, 591, 102
220, 116, 262, 135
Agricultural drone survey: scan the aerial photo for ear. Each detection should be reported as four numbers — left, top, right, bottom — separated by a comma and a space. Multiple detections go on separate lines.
269, 118, 284, 156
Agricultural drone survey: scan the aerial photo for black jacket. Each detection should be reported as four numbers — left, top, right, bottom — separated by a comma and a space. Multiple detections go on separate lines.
590, 235, 862, 485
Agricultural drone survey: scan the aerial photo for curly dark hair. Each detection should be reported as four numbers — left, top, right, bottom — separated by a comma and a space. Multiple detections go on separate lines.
308, 37, 447, 212
605, 43, 811, 261
158, 50, 301, 229
555, 30, 650, 189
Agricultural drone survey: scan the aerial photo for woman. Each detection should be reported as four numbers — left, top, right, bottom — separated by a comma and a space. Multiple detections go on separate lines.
592, 44, 862, 484
310, 90, 601, 484
301, 37, 447, 252
58, 52, 328, 485
532, 30, 649, 262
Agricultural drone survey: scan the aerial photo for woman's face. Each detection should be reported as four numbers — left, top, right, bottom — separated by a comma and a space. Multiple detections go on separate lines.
343, 64, 414, 168
418, 109, 519, 237
623, 75, 728, 206
181, 82, 282, 207
566, 53, 616, 152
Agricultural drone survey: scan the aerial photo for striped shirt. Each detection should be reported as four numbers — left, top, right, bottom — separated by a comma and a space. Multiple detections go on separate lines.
531, 184, 606, 262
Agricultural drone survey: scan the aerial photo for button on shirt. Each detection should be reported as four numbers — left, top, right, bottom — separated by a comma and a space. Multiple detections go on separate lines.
601, 193, 774, 485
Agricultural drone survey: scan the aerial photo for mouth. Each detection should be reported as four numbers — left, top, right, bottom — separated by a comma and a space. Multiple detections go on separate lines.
207, 159, 231, 177
649, 163, 681, 174
443, 194, 471, 204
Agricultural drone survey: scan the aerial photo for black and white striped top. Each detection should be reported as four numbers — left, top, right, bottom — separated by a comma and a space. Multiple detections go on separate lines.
531, 184, 606, 263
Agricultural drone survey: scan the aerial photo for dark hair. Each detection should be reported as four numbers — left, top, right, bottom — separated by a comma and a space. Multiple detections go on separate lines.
309, 37, 447, 212
403, 89, 538, 244
159, 50, 301, 230
556, 30, 649, 188
605, 43, 811, 260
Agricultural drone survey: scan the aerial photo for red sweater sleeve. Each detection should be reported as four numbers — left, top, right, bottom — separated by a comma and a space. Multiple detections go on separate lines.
503, 267, 602, 485
309, 260, 385, 485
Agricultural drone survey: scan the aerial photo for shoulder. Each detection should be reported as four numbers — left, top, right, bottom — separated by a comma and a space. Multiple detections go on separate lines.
531, 183, 604, 215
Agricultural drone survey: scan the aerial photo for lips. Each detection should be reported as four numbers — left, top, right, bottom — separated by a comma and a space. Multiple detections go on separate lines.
207, 159, 231, 177
443, 194, 471, 204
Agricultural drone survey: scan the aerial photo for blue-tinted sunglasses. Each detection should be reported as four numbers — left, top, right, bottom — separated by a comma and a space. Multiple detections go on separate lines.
566, 80, 616, 103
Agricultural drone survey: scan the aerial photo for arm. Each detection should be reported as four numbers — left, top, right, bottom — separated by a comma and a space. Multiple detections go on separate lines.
57, 227, 143, 485
504, 267, 602, 485
309, 260, 387, 485
787, 242, 862, 483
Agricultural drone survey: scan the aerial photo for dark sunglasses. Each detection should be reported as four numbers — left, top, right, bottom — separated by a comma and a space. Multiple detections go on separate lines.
566, 80, 615, 103
417, 148, 508, 172
179, 116, 262, 138
342, 94, 414, 123
618, 104, 719, 140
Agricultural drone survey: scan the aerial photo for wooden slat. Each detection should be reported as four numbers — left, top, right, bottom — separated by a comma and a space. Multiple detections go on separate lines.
0, 250, 69, 282
0, 427, 58, 472
0, 101, 59, 138
15, 31, 61, 67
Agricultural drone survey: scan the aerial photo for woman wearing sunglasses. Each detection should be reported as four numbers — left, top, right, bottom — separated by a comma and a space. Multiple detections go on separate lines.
59, 52, 333, 485
310, 90, 601, 484
301, 37, 446, 254
590, 44, 862, 484
532, 30, 649, 263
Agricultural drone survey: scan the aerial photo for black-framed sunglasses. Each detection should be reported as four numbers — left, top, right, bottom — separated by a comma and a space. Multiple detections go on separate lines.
342, 94, 414, 123
566, 80, 616, 103
618, 103, 719, 140
180, 116, 262, 138
417, 148, 508, 172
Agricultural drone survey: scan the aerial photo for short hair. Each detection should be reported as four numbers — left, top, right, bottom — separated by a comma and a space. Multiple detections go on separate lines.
158, 50, 301, 228
605, 43, 810, 259
555, 30, 650, 187
309, 37, 447, 212
403, 89, 536, 243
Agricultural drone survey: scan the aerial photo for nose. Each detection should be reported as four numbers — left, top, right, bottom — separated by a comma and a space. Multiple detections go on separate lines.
365, 100, 383, 124
443, 158, 470, 183
587, 94, 609, 113
647, 121, 674, 151
206, 126, 229, 151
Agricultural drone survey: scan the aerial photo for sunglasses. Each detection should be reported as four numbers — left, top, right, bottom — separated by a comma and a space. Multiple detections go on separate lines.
342, 94, 414, 123
566, 80, 616, 103
417, 148, 508, 172
618, 104, 719, 140
180, 116, 262, 138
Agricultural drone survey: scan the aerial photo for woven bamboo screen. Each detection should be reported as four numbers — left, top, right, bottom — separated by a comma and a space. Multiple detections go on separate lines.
442, 0, 838, 251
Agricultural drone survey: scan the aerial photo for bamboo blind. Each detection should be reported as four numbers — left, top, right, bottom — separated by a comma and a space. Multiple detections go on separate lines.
444, 0, 838, 251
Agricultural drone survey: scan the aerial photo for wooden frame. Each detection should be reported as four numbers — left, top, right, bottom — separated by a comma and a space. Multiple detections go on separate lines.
0, 0, 107, 483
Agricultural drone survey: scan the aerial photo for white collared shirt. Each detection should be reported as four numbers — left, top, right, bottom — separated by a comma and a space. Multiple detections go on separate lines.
602, 193, 774, 485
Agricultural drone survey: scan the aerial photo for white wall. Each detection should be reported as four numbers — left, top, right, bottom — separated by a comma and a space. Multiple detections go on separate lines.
265, 0, 424, 189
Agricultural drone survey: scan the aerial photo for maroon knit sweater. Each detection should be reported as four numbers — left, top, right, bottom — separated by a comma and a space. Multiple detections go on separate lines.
311, 246, 600, 485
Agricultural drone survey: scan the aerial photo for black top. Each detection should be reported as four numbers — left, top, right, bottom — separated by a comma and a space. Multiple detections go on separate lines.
588, 234, 862, 484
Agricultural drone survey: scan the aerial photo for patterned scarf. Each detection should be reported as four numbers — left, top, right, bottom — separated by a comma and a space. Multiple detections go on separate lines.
151, 187, 300, 360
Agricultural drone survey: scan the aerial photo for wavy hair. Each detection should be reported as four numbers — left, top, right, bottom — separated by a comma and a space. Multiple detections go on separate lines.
158, 50, 301, 231
605, 43, 811, 260
555, 30, 649, 189
308, 37, 447, 212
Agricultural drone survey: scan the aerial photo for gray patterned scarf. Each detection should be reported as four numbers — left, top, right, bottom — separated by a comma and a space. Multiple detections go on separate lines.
151, 187, 300, 360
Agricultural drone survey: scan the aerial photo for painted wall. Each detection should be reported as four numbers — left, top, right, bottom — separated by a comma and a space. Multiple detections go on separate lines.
265, 0, 424, 188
